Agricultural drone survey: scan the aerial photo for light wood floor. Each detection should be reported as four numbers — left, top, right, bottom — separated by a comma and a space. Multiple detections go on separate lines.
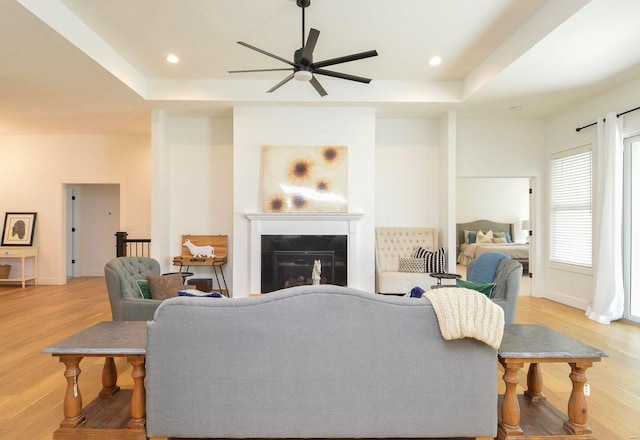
0, 277, 638, 440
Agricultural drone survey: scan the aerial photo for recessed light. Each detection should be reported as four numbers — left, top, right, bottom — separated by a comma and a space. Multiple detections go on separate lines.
428, 56, 442, 66
166, 54, 180, 64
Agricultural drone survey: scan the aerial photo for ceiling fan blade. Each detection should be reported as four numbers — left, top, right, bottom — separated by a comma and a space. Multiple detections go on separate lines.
309, 76, 327, 97
267, 74, 295, 93
237, 41, 295, 67
301, 28, 320, 63
312, 50, 378, 69
314, 69, 372, 84
228, 68, 293, 73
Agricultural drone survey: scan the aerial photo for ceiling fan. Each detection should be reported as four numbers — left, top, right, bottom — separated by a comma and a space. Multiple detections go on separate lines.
228, 0, 378, 97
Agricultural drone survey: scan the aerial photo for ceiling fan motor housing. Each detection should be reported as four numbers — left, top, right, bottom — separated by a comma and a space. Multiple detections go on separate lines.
294, 47, 312, 66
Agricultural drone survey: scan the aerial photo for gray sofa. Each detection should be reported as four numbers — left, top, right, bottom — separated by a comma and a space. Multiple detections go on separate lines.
146, 284, 498, 439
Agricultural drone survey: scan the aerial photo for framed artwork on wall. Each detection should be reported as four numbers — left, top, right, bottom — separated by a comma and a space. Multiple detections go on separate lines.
262, 145, 348, 213
1, 212, 37, 246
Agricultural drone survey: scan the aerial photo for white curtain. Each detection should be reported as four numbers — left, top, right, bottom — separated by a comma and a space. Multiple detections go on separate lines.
587, 112, 625, 324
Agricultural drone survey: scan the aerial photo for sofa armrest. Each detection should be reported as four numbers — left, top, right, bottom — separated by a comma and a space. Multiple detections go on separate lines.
119, 298, 163, 321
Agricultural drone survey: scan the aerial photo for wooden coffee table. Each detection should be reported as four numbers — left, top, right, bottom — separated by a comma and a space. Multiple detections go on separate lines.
43, 321, 147, 440
497, 324, 607, 439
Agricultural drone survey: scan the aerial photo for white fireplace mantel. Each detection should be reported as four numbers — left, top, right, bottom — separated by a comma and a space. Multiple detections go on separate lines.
246, 212, 363, 292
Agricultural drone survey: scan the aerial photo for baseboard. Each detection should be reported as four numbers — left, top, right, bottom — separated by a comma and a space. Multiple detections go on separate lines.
542, 289, 589, 310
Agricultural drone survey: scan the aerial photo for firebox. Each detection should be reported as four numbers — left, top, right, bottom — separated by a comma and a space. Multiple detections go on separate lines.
261, 235, 347, 293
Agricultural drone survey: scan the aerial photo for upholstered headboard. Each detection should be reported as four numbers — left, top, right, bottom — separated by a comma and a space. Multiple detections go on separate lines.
456, 220, 516, 249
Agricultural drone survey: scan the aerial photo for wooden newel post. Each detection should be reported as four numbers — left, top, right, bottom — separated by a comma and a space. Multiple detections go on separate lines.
525, 362, 545, 401
59, 355, 86, 428
564, 361, 593, 435
99, 357, 120, 396
498, 360, 525, 438
127, 356, 146, 430
115, 232, 128, 257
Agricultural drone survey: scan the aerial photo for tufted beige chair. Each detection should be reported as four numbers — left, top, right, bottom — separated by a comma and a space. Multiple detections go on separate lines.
375, 227, 438, 294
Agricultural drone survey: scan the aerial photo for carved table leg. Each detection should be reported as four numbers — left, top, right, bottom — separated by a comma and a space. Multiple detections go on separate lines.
58, 355, 86, 428
99, 356, 120, 397
564, 361, 594, 435
127, 356, 146, 430
524, 362, 545, 402
498, 360, 525, 438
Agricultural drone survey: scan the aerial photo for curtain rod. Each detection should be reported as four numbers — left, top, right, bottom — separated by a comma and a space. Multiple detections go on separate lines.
575, 105, 640, 132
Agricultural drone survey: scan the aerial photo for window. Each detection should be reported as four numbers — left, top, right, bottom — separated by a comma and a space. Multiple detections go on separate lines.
549, 146, 592, 267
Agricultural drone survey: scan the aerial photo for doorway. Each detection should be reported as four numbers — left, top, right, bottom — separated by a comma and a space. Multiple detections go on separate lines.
65, 184, 120, 277
456, 176, 535, 294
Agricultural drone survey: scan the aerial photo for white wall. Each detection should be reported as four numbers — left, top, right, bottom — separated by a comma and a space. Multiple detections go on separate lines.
375, 118, 440, 228
231, 107, 377, 295
153, 110, 453, 296
0, 134, 151, 284
164, 117, 234, 284
457, 118, 545, 177
544, 76, 640, 309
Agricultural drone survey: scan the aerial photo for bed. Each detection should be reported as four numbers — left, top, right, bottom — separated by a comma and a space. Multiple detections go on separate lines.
456, 219, 529, 271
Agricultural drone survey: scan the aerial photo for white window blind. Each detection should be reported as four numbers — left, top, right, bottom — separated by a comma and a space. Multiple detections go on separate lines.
549, 147, 592, 267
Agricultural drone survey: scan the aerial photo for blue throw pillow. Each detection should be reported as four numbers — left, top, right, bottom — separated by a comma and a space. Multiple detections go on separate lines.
468, 231, 478, 244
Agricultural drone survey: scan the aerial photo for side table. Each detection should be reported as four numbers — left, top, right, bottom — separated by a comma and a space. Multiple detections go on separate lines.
430, 272, 461, 288
43, 321, 147, 440
497, 324, 607, 439
0, 246, 38, 287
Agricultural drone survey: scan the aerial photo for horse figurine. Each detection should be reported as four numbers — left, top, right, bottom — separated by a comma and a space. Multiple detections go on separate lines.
312, 259, 321, 286
183, 239, 215, 258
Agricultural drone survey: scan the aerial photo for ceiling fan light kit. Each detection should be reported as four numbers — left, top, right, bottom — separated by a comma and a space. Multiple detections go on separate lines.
228, 0, 378, 96
294, 70, 312, 82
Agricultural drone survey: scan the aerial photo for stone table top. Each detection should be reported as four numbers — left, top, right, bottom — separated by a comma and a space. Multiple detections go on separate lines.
499, 324, 607, 360
43, 321, 146, 356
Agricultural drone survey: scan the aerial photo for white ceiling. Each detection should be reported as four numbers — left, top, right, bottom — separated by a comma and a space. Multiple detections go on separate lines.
2, 0, 640, 134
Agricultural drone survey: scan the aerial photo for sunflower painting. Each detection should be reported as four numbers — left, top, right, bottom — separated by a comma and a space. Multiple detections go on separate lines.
262, 145, 348, 213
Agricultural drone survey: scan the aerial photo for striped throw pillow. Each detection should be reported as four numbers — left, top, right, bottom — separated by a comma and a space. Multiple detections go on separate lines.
414, 246, 447, 273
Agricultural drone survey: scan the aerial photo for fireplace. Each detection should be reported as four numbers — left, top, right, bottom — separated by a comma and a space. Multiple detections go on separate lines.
246, 212, 363, 294
261, 235, 347, 292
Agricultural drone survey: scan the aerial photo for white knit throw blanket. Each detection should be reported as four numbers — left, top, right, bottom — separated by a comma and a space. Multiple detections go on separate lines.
424, 287, 504, 349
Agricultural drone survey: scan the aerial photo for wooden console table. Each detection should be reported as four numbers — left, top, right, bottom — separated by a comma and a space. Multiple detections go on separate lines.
43, 321, 147, 440
173, 234, 229, 295
498, 324, 607, 439
0, 246, 37, 287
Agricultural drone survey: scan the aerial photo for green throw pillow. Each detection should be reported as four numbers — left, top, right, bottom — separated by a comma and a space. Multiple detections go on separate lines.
136, 279, 152, 299
456, 278, 497, 298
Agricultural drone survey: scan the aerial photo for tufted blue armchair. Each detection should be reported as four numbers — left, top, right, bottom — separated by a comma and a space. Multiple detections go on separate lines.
467, 255, 523, 324
104, 257, 163, 321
